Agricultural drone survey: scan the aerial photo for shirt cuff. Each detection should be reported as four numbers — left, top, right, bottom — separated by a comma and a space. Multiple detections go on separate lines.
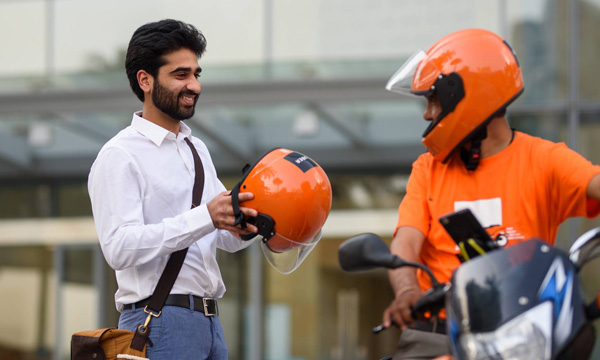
183, 204, 216, 238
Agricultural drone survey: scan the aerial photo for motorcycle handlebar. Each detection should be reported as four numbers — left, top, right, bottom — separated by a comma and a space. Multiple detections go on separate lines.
410, 284, 450, 320
586, 292, 600, 320
372, 283, 450, 334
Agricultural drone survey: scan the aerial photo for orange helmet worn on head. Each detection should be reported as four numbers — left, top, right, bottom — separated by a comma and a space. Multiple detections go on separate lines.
386, 28, 524, 169
231, 148, 332, 274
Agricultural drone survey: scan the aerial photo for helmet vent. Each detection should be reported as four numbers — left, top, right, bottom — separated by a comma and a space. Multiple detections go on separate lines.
435, 72, 465, 121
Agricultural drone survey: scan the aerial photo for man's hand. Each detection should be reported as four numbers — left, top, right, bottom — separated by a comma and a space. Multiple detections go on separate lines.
207, 191, 258, 235
383, 286, 422, 330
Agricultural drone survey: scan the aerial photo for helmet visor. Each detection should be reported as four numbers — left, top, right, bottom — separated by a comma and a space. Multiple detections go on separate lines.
385, 50, 427, 96
260, 230, 322, 274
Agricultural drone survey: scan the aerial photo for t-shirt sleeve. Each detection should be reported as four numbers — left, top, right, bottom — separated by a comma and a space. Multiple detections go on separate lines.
547, 143, 600, 222
395, 155, 432, 237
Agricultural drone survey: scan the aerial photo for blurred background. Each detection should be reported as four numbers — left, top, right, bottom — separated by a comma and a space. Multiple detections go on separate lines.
1, 0, 600, 359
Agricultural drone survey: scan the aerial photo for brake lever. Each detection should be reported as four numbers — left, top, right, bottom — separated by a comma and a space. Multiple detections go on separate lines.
372, 319, 397, 334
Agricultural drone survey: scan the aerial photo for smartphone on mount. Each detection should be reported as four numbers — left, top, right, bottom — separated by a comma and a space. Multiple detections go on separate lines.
439, 208, 499, 262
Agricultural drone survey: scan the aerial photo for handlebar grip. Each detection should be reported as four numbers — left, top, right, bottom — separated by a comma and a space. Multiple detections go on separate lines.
585, 293, 600, 320
411, 285, 449, 319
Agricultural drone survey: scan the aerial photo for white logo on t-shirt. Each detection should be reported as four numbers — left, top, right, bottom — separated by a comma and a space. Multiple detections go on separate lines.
454, 198, 502, 228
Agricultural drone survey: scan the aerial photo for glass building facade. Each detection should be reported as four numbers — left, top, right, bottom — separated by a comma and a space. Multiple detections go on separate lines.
1, 0, 600, 359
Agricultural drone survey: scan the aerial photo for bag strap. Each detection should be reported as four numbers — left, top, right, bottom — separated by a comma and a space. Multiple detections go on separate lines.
146, 137, 205, 312
130, 137, 205, 351
184, 137, 206, 209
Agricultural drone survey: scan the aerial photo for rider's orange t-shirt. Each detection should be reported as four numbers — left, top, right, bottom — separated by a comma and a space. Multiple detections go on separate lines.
396, 131, 600, 291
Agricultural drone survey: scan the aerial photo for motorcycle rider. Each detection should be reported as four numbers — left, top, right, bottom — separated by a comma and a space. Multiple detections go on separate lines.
382, 28, 600, 359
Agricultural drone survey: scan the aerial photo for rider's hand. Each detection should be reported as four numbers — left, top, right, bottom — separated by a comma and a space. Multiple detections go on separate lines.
383, 286, 423, 330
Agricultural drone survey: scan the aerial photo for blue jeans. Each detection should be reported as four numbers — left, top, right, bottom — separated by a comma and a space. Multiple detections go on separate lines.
118, 296, 228, 360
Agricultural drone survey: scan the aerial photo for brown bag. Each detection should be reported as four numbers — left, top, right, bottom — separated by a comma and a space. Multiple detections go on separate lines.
71, 328, 147, 360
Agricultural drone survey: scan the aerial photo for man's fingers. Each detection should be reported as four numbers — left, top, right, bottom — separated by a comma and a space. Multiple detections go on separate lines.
383, 308, 392, 328
384, 298, 416, 331
244, 224, 258, 234
237, 192, 254, 202
391, 312, 407, 330
227, 224, 258, 235
240, 206, 258, 218
208, 191, 259, 233
224, 214, 258, 233
401, 307, 415, 327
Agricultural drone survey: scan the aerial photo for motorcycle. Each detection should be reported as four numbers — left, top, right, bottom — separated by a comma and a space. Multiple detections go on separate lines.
338, 218, 600, 360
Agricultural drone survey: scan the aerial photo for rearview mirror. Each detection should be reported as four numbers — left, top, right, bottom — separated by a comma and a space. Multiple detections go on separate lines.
338, 233, 402, 272
338, 233, 442, 286
569, 227, 600, 270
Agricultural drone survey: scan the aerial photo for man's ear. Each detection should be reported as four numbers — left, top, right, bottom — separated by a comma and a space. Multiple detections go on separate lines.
137, 70, 153, 95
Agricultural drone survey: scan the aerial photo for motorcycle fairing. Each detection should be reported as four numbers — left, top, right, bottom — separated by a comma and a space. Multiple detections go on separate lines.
537, 257, 576, 347
447, 239, 588, 359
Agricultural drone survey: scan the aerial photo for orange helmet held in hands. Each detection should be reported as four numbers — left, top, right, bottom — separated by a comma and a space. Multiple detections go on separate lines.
231, 148, 332, 274
386, 28, 524, 168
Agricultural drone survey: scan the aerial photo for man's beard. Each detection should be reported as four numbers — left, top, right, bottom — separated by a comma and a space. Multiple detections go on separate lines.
152, 80, 199, 121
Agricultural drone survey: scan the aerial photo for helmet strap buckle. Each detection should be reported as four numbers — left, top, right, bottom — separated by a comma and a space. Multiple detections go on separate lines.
460, 128, 487, 171
239, 213, 276, 241
248, 213, 276, 240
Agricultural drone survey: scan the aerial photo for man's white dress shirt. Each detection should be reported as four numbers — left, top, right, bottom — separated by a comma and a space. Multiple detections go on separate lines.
88, 112, 252, 312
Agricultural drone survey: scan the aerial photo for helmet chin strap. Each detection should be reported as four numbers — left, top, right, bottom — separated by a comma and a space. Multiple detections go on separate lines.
231, 163, 276, 241
231, 183, 247, 229
460, 128, 487, 171
232, 163, 252, 229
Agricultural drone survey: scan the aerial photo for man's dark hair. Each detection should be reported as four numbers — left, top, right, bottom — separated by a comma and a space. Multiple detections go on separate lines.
125, 19, 207, 102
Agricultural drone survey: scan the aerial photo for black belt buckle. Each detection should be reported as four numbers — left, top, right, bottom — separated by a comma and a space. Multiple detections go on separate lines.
202, 298, 218, 316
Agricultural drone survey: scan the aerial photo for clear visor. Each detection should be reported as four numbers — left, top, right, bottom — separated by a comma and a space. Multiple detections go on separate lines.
260, 230, 323, 274
385, 50, 427, 96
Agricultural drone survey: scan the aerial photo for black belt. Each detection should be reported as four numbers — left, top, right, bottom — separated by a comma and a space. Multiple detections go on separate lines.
127, 294, 219, 317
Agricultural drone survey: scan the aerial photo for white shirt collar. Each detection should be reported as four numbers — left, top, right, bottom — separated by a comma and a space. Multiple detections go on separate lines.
131, 111, 193, 146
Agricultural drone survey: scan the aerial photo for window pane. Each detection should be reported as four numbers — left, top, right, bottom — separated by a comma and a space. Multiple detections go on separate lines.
508, 0, 568, 102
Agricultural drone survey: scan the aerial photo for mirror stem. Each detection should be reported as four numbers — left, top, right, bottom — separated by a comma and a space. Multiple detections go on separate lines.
399, 259, 441, 287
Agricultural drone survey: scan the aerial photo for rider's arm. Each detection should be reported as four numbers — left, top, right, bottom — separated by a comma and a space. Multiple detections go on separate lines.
586, 173, 600, 200
389, 226, 425, 293
383, 226, 426, 330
